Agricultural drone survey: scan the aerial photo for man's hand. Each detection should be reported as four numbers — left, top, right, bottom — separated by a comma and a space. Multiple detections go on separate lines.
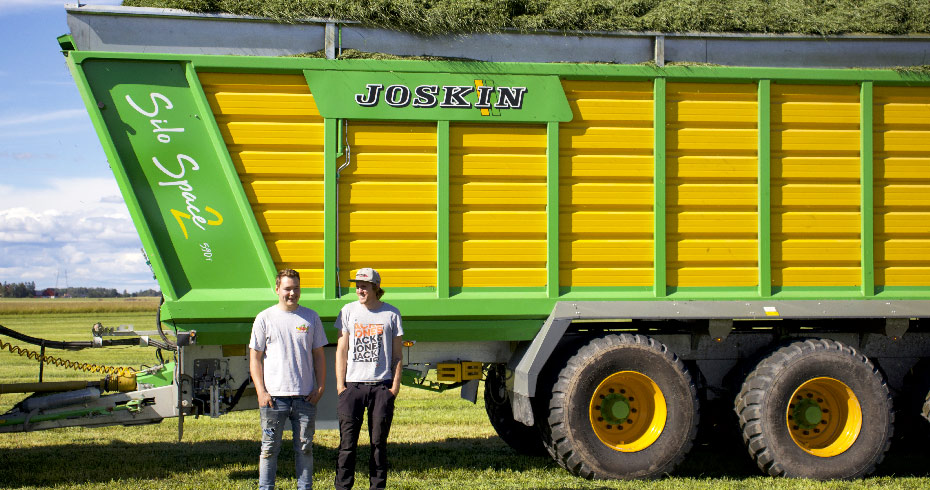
336, 384, 347, 396
307, 386, 324, 405
389, 385, 400, 397
257, 390, 272, 408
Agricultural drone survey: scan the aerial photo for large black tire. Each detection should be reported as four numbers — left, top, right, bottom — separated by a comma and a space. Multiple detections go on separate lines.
892, 358, 930, 449
539, 334, 699, 479
484, 364, 548, 456
735, 338, 893, 479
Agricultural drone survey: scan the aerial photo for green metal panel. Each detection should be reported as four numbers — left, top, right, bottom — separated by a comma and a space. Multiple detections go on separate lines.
653, 78, 667, 297
437, 121, 451, 299
758, 80, 772, 297
74, 58, 270, 299
324, 118, 339, 300
63, 50, 930, 345
67, 51, 930, 84
65, 56, 178, 301
304, 71, 572, 122
184, 63, 278, 285
547, 121, 560, 299
860, 81, 875, 297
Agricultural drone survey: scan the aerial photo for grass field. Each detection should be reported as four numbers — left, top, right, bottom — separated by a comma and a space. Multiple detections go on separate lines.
0, 297, 160, 315
2, 304, 930, 489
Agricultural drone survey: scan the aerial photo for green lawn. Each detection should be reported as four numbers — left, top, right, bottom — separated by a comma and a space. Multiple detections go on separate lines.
2, 309, 929, 489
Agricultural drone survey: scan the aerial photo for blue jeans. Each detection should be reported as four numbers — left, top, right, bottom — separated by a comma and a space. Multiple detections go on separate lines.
259, 396, 317, 490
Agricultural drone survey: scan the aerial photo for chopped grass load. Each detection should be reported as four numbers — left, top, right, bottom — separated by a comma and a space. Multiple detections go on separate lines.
123, 0, 930, 35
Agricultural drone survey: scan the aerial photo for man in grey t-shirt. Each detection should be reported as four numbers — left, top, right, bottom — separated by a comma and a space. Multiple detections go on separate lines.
250, 269, 327, 490
334, 267, 403, 490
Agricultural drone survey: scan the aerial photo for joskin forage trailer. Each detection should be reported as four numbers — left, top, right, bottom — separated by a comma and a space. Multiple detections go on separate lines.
3, 4, 930, 480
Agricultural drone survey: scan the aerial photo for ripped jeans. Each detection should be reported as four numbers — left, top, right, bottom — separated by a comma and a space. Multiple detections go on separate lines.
259, 396, 317, 490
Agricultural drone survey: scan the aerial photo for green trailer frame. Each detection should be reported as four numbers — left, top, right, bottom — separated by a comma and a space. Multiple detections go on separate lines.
64, 47, 930, 349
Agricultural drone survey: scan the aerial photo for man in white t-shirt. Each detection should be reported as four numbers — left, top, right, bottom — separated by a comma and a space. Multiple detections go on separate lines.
334, 268, 403, 490
250, 269, 327, 490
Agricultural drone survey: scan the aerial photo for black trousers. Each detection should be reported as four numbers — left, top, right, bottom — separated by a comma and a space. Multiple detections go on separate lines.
335, 382, 396, 490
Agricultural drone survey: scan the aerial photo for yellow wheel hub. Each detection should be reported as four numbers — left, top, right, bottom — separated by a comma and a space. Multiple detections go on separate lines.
786, 377, 862, 457
588, 371, 666, 452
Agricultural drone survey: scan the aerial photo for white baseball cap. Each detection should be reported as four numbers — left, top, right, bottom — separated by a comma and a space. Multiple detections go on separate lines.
349, 267, 381, 286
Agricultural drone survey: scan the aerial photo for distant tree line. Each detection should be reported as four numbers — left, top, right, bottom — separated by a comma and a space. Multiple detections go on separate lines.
0, 281, 160, 298
1, 281, 37, 298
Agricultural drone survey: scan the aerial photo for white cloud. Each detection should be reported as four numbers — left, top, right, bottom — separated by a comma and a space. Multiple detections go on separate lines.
0, 177, 126, 211
0, 109, 87, 127
0, 178, 157, 291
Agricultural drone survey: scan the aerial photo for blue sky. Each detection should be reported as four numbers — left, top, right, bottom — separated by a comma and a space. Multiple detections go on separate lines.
0, 1, 158, 292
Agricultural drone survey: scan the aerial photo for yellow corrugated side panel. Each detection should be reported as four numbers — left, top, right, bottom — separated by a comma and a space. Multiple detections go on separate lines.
559, 81, 655, 287
874, 86, 930, 286
771, 84, 861, 287
340, 122, 438, 288
666, 83, 758, 287
199, 72, 325, 286
450, 123, 546, 287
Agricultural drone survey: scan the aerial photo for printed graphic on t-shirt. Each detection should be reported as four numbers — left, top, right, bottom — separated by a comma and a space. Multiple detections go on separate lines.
295, 323, 308, 333
353, 322, 384, 362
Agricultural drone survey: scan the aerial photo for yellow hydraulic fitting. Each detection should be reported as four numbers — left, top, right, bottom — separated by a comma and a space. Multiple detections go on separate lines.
101, 374, 137, 393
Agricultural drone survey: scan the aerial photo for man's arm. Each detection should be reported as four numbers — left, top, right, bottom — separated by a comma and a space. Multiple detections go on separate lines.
308, 346, 326, 404
250, 348, 272, 407
390, 334, 403, 396
335, 329, 349, 395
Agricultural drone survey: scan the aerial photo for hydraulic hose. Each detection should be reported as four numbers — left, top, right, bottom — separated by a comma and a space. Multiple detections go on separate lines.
156, 295, 178, 350
0, 324, 138, 350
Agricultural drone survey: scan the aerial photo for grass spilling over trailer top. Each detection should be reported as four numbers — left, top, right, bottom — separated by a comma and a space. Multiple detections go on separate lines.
2, 309, 930, 487
123, 0, 930, 35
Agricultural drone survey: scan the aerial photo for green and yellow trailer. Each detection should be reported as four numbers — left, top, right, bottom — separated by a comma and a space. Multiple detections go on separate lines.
4, 4, 930, 481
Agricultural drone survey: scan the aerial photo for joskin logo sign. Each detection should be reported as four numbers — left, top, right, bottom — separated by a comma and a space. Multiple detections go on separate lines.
305, 71, 573, 122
